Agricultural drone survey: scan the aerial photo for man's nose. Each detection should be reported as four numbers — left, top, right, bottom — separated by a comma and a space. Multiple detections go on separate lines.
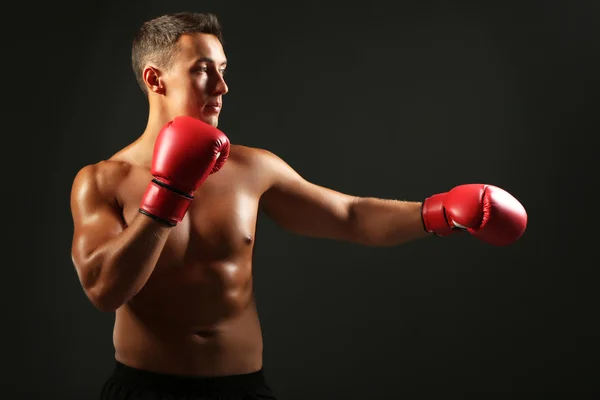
211, 74, 228, 95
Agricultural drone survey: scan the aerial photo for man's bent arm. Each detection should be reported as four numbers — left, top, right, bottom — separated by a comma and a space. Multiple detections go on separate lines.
70, 164, 171, 312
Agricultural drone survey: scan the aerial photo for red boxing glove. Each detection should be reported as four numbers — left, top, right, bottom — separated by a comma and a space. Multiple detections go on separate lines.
139, 116, 230, 226
421, 184, 527, 246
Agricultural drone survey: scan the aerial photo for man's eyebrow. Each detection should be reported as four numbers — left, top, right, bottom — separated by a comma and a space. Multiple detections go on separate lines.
195, 57, 227, 66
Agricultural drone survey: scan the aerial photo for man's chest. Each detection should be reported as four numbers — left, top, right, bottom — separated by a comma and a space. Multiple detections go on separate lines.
118, 166, 262, 263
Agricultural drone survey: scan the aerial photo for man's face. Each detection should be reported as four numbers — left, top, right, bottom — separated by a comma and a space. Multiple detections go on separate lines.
163, 33, 228, 127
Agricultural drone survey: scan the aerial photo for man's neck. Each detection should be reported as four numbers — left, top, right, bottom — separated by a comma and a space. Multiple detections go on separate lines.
130, 111, 173, 168
141, 109, 174, 142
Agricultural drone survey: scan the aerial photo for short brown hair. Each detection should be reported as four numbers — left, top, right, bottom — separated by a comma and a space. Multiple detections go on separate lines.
131, 12, 223, 95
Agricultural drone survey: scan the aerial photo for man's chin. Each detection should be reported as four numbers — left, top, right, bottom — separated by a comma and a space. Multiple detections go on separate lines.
199, 114, 219, 127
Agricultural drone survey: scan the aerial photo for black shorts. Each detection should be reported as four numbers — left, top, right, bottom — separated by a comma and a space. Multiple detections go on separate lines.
100, 361, 277, 400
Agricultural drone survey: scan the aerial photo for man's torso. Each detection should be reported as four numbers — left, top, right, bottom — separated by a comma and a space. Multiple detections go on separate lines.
99, 144, 271, 376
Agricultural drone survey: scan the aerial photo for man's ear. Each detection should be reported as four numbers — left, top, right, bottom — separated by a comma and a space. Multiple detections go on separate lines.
143, 66, 165, 95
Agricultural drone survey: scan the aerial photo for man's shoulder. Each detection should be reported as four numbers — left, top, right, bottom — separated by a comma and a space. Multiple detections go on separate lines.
229, 144, 281, 167
71, 159, 134, 196
74, 159, 133, 180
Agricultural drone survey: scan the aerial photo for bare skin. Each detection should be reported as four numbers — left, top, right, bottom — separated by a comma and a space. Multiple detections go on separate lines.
70, 32, 430, 378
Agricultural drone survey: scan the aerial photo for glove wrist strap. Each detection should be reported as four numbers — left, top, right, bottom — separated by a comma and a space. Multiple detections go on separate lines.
421, 193, 455, 236
138, 179, 193, 226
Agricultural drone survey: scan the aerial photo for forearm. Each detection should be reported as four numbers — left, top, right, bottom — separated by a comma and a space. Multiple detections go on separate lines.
83, 214, 171, 311
349, 197, 431, 246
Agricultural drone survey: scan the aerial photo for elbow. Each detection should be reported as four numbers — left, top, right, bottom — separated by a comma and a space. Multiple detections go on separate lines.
75, 255, 124, 313
85, 284, 123, 313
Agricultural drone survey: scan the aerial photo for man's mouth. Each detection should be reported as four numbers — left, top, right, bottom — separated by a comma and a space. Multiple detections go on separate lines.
204, 103, 221, 113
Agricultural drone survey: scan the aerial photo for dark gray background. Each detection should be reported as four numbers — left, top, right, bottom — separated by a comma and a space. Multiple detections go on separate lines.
6, 0, 597, 398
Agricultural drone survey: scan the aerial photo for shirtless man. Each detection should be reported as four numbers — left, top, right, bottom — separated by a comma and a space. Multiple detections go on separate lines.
69, 12, 527, 400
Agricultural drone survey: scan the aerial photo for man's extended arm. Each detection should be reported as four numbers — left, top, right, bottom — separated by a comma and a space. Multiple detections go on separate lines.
258, 150, 527, 247
346, 197, 429, 246
258, 150, 429, 246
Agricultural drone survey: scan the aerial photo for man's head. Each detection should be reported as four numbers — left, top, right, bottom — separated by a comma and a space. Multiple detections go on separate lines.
132, 12, 228, 127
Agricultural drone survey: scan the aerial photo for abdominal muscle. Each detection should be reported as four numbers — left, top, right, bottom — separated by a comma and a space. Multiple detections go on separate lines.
112, 260, 264, 377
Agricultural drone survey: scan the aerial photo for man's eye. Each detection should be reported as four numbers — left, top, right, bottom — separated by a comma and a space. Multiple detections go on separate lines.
196, 66, 208, 72
219, 69, 226, 76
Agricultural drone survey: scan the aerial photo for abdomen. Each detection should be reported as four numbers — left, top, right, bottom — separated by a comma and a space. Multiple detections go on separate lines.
113, 262, 263, 376
130, 258, 254, 328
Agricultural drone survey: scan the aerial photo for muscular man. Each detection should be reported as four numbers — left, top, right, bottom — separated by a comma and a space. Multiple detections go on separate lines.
69, 12, 527, 400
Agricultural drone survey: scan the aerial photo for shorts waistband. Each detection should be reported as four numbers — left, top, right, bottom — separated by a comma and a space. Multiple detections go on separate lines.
110, 361, 267, 394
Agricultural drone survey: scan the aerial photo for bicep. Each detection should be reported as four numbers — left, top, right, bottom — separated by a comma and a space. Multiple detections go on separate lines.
259, 153, 357, 240
70, 165, 125, 278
